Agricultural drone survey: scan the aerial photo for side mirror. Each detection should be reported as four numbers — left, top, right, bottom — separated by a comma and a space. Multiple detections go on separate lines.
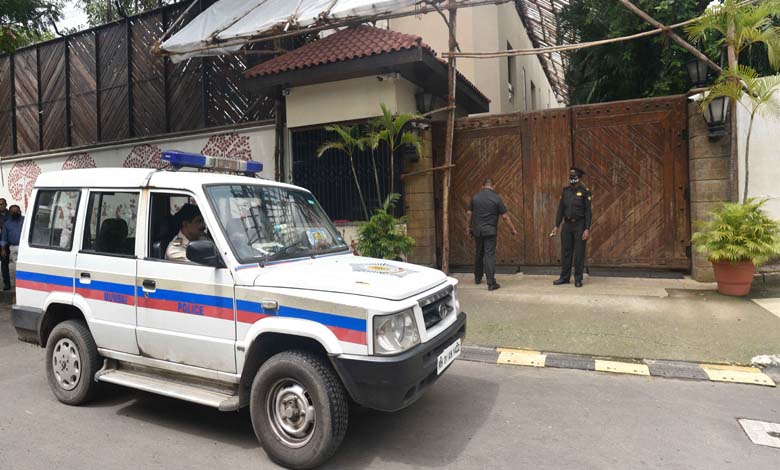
186, 240, 225, 268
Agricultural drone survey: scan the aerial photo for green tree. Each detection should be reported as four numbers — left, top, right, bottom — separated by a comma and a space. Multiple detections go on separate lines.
702, 66, 780, 201
375, 103, 422, 195
317, 124, 370, 220
559, 0, 705, 104
0, 0, 62, 53
686, 0, 780, 72
78, 0, 163, 27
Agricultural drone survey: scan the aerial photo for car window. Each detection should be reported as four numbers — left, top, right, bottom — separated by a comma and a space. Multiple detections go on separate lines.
206, 184, 348, 264
29, 190, 81, 250
82, 191, 139, 256
147, 192, 200, 261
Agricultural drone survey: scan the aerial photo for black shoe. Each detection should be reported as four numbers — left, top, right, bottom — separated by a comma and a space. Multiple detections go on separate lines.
3, 285, 10, 291
575, 280, 583, 288
553, 278, 570, 285
488, 283, 501, 291
475, 278, 482, 285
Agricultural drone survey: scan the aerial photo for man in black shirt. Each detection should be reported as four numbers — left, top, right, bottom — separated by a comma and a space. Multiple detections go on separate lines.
551, 167, 592, 287
466, 178, 518, 291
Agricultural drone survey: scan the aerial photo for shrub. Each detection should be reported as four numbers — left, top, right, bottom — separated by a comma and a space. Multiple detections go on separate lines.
357, 194, 415, 260
692, 198, 780, 266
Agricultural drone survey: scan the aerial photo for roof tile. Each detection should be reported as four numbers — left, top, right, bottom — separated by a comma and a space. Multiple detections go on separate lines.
244, 25, 432, 78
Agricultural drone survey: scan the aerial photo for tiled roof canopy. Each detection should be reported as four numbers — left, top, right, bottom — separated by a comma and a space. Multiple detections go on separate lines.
245, 26, 434, 78
243, 25, 490, 112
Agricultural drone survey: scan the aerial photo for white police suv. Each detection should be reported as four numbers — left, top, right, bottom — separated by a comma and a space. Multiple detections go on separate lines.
10, 151, 466, 469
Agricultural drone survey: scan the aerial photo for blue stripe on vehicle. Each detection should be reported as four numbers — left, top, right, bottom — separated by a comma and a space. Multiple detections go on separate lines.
16, 270, 73, 287
78, 278, 136, 296
20, 270, 365, 334
277, 305, 366, 331
137, 287, 234, 309
236, 299, 262, 313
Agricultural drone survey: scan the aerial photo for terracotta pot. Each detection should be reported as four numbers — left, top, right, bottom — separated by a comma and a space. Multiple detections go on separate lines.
712, 260, 755, 296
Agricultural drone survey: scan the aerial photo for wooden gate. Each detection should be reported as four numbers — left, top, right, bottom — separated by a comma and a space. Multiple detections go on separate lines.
435, 95, 690, 269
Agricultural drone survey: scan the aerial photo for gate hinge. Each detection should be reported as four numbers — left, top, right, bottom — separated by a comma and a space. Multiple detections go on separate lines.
683, 187, 690, 201
681, 129, 689, 140
685, 245, 692, 258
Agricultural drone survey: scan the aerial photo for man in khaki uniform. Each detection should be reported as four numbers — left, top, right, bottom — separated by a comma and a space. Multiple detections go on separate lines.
166, 204, 207, 262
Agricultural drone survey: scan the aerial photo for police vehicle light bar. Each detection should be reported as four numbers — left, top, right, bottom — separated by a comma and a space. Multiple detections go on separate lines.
161, 150, 263, 174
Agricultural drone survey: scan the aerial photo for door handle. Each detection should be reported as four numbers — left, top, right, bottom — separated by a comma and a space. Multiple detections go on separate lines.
142, 279, 156, 292
79, 272, 91, 284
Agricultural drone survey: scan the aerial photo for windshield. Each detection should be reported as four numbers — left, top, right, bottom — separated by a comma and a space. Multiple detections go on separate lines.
206, 184, 349, 264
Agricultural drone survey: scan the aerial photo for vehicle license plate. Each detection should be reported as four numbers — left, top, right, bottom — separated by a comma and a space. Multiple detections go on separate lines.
437, 338, 461, 375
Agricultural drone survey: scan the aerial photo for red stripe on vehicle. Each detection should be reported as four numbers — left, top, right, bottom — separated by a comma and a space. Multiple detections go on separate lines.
76, 287, 134, 306
138, 297, 234, 321
236, 310, 270, 324
329, 326, 367, 345
235, 312, 366, 345
16, 279, 72, 293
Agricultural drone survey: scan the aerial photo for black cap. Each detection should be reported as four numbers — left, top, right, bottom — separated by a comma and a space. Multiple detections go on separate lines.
569, 166, 585, 177
175, 203, 201, 223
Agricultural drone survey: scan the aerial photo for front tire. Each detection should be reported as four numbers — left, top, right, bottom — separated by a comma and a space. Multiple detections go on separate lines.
250, 350, 349, 470
45, 320, 102, 405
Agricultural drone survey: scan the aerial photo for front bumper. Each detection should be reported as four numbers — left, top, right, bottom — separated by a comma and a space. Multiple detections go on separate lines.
331, 312, 467, 412
11, 304, 44, 345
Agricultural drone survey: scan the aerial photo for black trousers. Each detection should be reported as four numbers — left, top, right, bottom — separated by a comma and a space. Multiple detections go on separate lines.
560, 220, 586, 281
474, 235, 498, 286
1, 250, 10, 287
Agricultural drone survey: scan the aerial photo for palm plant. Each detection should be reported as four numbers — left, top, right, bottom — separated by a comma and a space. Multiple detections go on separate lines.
317, 125, 369, 220
376, 103, 423, 195
702, 66, 780, 201
692, 198, 780, 266
362, 119, 384, 207
686, 0, 780, 71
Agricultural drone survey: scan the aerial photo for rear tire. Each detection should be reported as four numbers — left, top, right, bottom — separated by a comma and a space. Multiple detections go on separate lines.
250, 350, 349, 470
45, 320, 102, 405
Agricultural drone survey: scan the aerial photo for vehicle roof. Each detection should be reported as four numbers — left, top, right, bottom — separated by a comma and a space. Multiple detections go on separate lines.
34, 168, 305, 192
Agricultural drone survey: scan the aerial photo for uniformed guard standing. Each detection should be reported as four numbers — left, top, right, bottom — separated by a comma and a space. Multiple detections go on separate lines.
551, 167, 592, 288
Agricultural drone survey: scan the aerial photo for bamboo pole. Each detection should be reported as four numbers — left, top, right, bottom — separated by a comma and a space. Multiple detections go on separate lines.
441, 0, 457, 274
727, 20, 739, 202
400, 163, 455, 180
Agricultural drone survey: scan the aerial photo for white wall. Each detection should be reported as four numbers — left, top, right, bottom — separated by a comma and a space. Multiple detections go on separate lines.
285, 75, 418, 128
736, 86, 780, 219
390, 4, 564, 114
0, 125, 276, 212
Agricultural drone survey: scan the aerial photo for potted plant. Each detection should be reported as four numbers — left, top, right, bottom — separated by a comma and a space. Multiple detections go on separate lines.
692, 199, 780, 296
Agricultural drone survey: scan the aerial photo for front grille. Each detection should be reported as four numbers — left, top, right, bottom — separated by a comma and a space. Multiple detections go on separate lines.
419, 286, 454, 330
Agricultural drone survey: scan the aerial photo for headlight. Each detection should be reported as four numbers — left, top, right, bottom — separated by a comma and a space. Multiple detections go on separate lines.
373, 309, 420, 355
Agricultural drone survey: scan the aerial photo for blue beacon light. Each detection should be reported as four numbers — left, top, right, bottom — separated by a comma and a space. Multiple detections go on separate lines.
161, 150, 263, 175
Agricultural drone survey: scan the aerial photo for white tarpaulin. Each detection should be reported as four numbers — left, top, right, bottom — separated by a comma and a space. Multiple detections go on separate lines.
160, 0, 419, 62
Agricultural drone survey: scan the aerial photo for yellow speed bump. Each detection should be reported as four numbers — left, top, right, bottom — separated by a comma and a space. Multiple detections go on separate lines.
701, 364, 776, 387
595, 359, 650, 376
497, 348, 547, 367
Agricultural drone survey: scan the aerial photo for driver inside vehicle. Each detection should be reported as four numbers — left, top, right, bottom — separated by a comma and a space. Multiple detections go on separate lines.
166, 203, 207, 262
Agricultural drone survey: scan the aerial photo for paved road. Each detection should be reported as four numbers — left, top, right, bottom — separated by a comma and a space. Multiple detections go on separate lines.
1, 308, 779, 469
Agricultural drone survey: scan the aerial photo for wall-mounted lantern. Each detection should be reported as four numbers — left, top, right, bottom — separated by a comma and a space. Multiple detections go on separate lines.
415, 92, 435, 115
703, 95, 729, 137
686, 58, 710, 87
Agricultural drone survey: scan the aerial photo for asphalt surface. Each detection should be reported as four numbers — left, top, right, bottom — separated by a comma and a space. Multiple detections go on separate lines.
2, 307, 779, 469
